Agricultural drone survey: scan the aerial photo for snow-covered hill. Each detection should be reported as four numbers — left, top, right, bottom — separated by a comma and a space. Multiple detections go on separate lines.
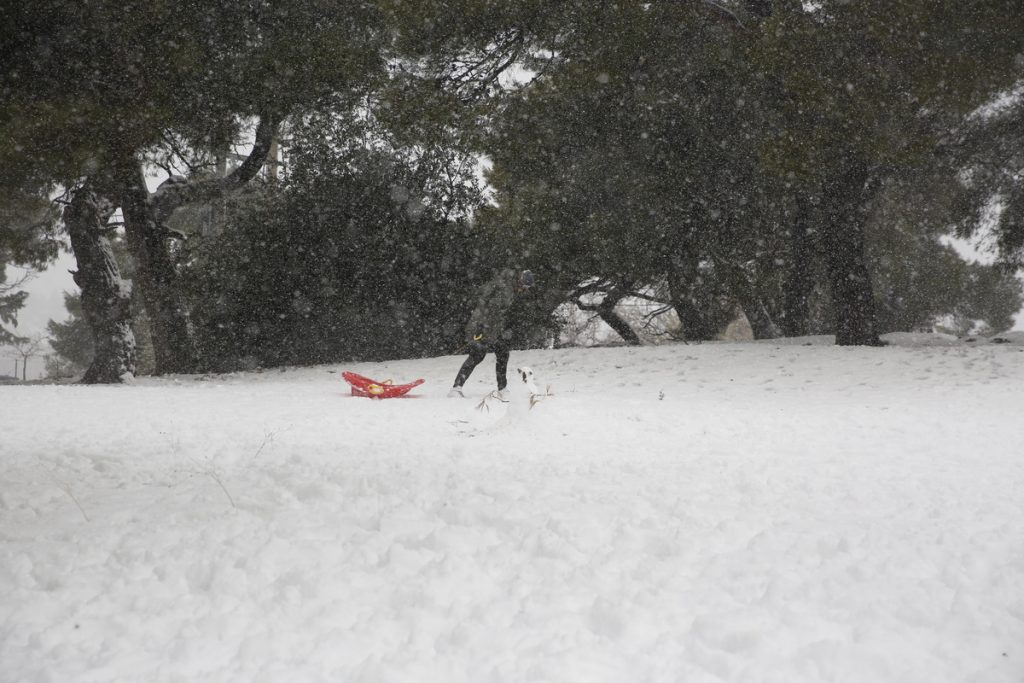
2, 336, 1023, 682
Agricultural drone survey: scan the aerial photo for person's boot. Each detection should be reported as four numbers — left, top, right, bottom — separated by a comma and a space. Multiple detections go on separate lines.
447, 386, 465, 398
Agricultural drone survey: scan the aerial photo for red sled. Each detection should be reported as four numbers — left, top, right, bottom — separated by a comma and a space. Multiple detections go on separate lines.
342, 371, 424, 399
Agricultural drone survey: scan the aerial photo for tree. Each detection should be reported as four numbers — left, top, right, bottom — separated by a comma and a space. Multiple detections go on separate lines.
749, 0, 1024, 344
468, 1, 1024, 347
182, 106, 490, 370
1, 192, 61, 344
474, 2, 790, 343
113, 115, 281, 374
863, 172, 1023, 335
62, 184, 137, 382
47, 233, 157, 379
2, 0, 388, 379
0, 272, 30, 346
10, 334, 46, 381
46, 293, 93, 373
947, 88, 1024, 270
8, 0, 1021, 367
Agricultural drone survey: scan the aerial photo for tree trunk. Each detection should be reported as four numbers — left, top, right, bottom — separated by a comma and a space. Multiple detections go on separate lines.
717, 261, 780, 340
575, 287, 642, 345
64, 184, 137, 383
111, 115, 279, 374
669, 291, 719, 341
117, 160, 197, 374
666, 255, 723, 341
781, 195, 816, 337
267, 135, 280, 181
596, 294, 642, 345
738, 297, 779, 340
820, 158, 882, 346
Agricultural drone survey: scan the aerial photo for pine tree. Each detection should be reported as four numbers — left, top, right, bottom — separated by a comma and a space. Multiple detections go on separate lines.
749, 0, 1024, 343
0, 193, 60, 344
1, 0, 388, 379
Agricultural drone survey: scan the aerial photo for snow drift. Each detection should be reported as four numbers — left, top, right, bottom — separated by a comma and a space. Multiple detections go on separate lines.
2, 335, 1023, 682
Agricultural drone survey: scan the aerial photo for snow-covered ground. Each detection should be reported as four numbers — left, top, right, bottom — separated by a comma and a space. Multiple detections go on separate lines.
2, 334, 1023, 683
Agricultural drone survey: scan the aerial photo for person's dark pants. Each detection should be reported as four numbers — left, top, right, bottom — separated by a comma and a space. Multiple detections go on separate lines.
454, 340, 510, 390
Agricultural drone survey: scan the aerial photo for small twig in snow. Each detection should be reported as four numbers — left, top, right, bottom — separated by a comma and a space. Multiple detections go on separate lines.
529, 385, 555, 410
250, 426, 289, 461
31, 454, 90, 522
160, 429, 237, 509
206, 470, 237, 509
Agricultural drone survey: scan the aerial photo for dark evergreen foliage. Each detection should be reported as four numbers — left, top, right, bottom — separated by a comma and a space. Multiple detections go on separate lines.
7, 0, 1024, 376
183, 114, 491, 370
46, 293, 93, 372
0, 193, 61, 344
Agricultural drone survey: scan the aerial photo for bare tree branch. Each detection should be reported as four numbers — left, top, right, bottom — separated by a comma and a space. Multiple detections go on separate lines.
702, 0, 746, 28
227, 113, 281, 187
151, 112, 282, 221
32, 453, 90, 522
159, 129, 206, 176
0, 268, 36, 295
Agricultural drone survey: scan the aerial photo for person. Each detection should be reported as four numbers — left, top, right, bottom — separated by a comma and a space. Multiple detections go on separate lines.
448, 268, 535, 398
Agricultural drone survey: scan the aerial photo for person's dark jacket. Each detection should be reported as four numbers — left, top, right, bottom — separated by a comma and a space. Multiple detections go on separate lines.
466, 268, 519, 343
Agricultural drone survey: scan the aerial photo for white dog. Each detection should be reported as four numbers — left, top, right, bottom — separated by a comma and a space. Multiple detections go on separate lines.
517, 366, 551, 408
477, 366, 551, 412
